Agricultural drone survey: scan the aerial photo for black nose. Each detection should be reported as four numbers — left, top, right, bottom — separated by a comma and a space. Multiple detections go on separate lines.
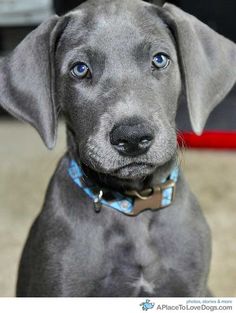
110, 121, 154, 156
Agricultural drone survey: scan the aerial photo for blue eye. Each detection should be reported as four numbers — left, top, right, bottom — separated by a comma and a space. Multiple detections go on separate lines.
71, 62, 91, 78
152, 53, 170, 69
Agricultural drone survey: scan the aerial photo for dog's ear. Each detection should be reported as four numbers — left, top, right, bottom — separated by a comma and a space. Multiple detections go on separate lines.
0, 15, 66, 149
163, 3, 236, 134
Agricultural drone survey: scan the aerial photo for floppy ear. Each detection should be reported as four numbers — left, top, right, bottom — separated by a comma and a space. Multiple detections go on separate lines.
0, 15, 65, 149
163, 3, 236, 134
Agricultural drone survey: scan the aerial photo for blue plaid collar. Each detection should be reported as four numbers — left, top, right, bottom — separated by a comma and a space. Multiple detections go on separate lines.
68, 159, 179, 216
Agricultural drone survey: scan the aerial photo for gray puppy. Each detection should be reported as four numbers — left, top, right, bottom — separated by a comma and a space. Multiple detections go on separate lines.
0, 0, 235, 297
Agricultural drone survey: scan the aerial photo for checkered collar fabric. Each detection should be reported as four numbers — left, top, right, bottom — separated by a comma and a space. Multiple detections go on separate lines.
68, 160, 179, 216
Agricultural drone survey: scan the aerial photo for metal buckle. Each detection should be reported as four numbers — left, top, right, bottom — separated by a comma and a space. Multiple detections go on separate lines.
126, 179, 176, 216
125, 188, 154, 200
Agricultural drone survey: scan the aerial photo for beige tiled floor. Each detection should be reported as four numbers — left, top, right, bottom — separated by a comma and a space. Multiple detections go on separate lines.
0, 121, 236, 297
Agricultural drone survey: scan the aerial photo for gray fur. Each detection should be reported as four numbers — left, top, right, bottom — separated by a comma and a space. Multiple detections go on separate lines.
0, 0, 235, 297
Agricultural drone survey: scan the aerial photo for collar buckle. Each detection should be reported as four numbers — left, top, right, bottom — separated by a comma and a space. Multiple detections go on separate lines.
127, 179, 176, 216
125, 188, 154, 200
68, 159, 178, 217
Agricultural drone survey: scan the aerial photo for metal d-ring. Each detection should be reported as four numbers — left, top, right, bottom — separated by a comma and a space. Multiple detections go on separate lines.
125, 188, 154, 200
94, 190, 103, 213
133, 188, 154, 200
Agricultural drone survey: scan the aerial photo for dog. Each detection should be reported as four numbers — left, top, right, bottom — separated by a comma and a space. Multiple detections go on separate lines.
0, 0, 235, 297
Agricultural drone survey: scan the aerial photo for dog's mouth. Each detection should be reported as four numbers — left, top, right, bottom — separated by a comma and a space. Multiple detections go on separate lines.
80, 156, 177, 193
80, 161, 158, 192
78, 136, 178, 189
80, 147, 177, 183
81, 160, 156, 180
112, 162, 156, 179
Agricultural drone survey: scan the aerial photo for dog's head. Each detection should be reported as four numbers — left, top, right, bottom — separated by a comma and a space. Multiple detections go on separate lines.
0, 0, 235, 187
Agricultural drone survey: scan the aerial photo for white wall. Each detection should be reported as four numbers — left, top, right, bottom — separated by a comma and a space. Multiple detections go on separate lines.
0, 0, 53, 26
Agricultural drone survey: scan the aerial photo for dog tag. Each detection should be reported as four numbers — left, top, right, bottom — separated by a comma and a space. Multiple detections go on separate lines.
93, 190, 103, 213
94, 200, 102, 213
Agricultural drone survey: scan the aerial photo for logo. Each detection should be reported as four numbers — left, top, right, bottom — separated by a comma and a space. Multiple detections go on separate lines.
140, 299, 155, 311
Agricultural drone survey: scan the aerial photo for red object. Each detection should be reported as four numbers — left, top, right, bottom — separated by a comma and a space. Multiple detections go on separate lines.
178, 131, 236, 150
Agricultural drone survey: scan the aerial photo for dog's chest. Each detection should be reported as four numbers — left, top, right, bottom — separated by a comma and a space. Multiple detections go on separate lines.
65, 208, 205, 296
65, 212, 161, 296
75, 215, 159, 296
91, 214, 200, 296
103, 219, 161, 296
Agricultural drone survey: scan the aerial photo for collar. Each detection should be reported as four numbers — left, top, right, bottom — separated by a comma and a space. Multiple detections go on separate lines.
68, 159, 179, 216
